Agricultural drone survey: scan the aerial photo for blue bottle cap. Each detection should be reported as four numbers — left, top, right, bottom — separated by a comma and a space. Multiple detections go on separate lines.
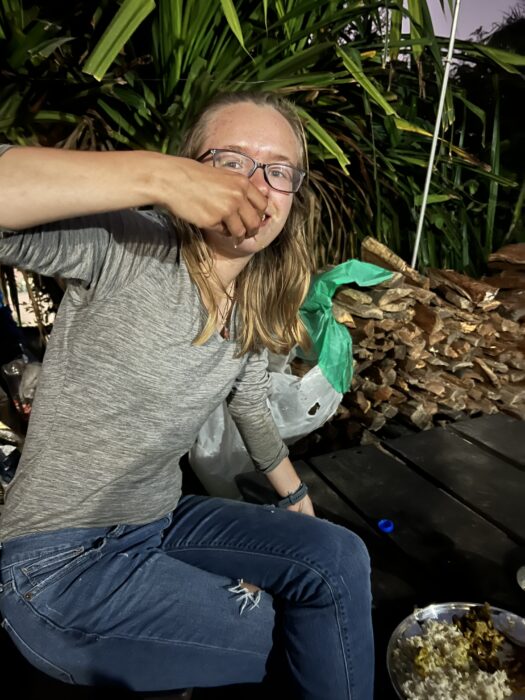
377, 519, 394, 533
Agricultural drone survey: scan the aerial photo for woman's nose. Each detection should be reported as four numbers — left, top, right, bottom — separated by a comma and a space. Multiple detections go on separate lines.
250, 165, 270, 194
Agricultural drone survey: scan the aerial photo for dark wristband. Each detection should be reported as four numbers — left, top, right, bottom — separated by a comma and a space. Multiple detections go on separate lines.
276, 481, 309, 509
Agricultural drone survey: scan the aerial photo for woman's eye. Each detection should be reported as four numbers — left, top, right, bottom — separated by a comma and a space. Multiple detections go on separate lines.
269, 167, 292, 181
218, 154, 247, 170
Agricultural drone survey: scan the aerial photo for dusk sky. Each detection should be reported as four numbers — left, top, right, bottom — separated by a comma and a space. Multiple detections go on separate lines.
427, 0, 519, 39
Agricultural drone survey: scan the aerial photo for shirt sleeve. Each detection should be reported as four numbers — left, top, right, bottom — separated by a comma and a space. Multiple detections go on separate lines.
227, 349, 289, 473
0, 208, 175, 300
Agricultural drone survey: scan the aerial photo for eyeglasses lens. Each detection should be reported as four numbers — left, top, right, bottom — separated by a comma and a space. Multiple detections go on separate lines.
213, 150, 301, 193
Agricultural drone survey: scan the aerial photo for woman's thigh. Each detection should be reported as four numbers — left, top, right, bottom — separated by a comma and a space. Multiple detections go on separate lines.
0, 520, 276, 691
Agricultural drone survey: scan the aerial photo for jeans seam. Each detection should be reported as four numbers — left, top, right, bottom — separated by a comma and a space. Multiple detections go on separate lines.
0, 544, 85, 572
2, 615, 75, 683
22, 547, 85, 575
12, 549, 102, 598
13, 596, 269, 659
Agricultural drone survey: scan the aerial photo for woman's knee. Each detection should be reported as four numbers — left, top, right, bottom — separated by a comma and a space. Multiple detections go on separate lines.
303, 518, 371, 577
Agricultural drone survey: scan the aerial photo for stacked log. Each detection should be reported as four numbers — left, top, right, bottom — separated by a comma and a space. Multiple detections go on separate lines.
293, 238, 525, 450
483, 242, 525, 323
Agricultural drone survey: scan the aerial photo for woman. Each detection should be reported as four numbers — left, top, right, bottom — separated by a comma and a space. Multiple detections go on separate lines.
0, 92, 374, 699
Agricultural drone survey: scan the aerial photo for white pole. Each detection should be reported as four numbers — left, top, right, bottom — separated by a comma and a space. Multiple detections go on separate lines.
410, 0, 463, 269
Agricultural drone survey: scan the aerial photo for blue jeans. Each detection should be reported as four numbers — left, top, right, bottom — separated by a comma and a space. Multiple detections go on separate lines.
0, 495, 373, 699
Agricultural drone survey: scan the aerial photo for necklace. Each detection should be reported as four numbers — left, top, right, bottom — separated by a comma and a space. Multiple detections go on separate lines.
217, 290, 235, 340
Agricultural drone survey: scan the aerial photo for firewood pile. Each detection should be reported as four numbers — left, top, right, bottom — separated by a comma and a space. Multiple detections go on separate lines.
292, 238, 525, 452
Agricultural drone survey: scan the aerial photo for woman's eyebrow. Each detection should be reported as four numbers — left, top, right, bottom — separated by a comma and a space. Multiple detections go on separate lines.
222, 145, 295, 164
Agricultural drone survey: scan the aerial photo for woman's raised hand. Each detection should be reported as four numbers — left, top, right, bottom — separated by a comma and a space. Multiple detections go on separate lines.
160, 156, 268, 243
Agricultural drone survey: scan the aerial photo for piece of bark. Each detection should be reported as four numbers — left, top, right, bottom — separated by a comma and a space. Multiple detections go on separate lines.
459, 368, 486, 384
336, 287, 373, 305
383, 308, 416, 322
393, 324, 423, 346
449, 359, 475, 372
380, 403, 399, 419
481, 357, 508, 374
488, 242, 525, 267
500, 352, 525, 370
498, 384, 525, 407
354, 390, 371, 414
351, 318, 376, 341
335, 296, 384, 320
375, 318, 398, 332
361, 236, 430, 288
413, 303, 444, 336
429, 268, 499, 306
491, 315, 521, 335
450, 339, 472, 357
398, 399, 437, 430
495, 290, 525, 322
332, 301, 356, 327
426, 354, 449, 367
380, 300, 416, 313
483, 270, 525, 290
473, 357, 500, 386
440, 288, 475, 312
374, 272, 406, 288
406, 286, 441, 305
368, 288, 413, 307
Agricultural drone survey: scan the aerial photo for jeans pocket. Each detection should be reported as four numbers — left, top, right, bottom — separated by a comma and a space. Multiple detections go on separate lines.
20, 546, 86, 588
1, 616, 75, 684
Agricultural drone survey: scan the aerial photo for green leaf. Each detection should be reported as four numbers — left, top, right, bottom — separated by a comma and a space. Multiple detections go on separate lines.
83, 0, 156, 81
388, 5, 402, 62
414, 193, 458, 206
336, 46, 397, 117
98, 99, 137, 138
33, 111, 80, 124
296, 107, 350, 173
29, 37, 75, 60
219, 0, 247, 52
475, 45, 525, 73
485, 75, 500, 256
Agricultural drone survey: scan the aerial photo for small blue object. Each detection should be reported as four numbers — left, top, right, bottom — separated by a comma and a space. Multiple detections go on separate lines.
377, 519, 394, 533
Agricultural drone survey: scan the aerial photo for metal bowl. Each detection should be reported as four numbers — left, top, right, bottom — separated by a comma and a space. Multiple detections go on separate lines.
386, 602, 525, 700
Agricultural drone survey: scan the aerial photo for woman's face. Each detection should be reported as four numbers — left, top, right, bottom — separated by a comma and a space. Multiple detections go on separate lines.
197, 102, 302, 258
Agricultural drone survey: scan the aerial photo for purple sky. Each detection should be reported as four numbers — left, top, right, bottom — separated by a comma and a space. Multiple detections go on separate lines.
427, 0, 519, 39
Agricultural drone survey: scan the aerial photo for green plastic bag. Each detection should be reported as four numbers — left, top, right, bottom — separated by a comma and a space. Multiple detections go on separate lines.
299, 260, 393, 393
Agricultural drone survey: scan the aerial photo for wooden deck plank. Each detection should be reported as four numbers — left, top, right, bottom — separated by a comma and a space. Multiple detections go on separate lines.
448, 413, 525, 469
384, 427, 525, 542
307, 446, 525, 612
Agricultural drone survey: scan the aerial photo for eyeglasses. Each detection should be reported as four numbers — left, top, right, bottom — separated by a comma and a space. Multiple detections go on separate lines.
197, 148, 305, 194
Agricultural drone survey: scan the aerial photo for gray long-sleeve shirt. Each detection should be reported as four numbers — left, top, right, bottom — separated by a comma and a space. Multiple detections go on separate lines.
0, 149, 287, 541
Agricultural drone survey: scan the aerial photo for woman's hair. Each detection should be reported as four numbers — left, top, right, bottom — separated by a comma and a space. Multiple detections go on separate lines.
176, 91, 316, 356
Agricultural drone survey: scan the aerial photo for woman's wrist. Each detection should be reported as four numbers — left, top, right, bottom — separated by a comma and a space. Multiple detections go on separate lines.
275, 481, 309, 509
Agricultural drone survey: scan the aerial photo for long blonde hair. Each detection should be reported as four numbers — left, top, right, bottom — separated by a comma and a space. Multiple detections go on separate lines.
176, 91, 316, 356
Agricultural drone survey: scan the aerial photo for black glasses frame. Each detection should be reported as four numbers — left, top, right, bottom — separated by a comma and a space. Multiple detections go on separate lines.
197, 148, 305, 193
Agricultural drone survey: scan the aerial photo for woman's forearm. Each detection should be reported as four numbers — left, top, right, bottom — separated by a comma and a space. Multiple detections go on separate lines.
265, 456, 302, 497
0, 147, 168, 230
0, 146, 267, 236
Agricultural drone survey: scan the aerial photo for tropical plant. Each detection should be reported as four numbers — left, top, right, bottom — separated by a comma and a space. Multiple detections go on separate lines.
0, 0, 523, 285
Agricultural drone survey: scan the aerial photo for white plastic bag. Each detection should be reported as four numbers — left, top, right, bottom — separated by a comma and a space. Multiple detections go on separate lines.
188, 361, 342, 498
